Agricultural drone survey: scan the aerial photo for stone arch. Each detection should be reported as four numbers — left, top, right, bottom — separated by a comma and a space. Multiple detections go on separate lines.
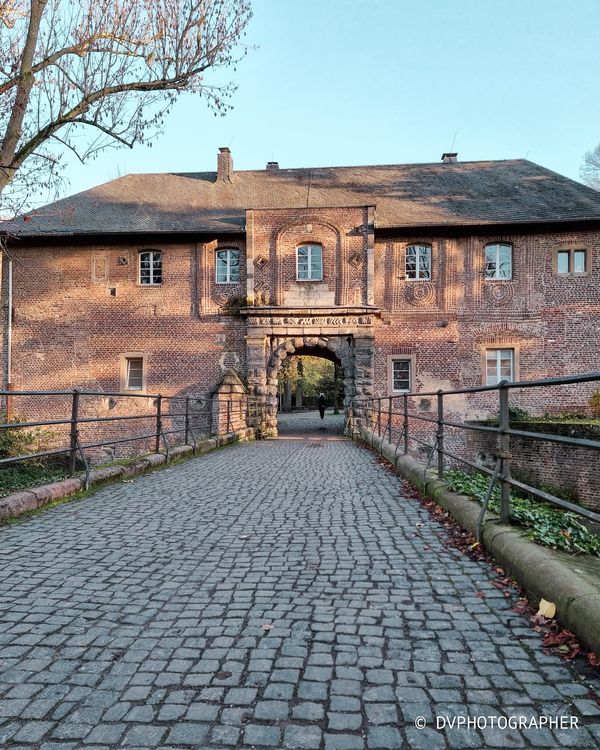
263, 335, 355, 434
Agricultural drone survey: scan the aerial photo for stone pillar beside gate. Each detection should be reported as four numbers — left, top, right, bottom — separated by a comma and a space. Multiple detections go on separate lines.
211, 369, 248, 436
350, 335, 375, 434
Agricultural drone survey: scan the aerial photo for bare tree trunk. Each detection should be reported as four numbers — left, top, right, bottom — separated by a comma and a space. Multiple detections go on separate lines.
333, 363, 340, 414
296, 357, 303, 409
0, 0, 47, 193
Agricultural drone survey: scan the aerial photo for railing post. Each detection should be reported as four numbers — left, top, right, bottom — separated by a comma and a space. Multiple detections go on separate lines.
437, 390, 444, 478
388, 396, 392, 442
498, 381, 511, 524
155, 395, 162, 453
403, 394, 409, 454
68, 389, 79, 476
184, 397, 190, 445
377, 399, 381, 437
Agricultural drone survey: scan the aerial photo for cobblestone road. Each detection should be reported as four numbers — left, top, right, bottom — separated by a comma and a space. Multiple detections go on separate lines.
0, 421, 598, 749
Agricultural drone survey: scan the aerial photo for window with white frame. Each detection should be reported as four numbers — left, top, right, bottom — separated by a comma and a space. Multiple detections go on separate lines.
139, 250, 162, 285
485, 348, 514, 385
392, 359, 412, 391
296, 244, 323, 281
485, 243, 512, 279
405, 244, 431, 280
216, 248, 240, 283
125, 356, 144, 390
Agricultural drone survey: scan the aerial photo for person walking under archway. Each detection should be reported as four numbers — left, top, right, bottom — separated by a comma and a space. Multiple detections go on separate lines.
318, 392, 326, 420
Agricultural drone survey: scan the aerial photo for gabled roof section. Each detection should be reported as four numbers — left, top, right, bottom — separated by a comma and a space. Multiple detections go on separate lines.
3, 159, 600, 237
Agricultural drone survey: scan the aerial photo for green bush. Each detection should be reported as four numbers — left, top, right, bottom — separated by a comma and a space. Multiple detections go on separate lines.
444, 468, 600, 557
0, 413, 37, 458
508, 406, 531, 422
0, 413, 66, 497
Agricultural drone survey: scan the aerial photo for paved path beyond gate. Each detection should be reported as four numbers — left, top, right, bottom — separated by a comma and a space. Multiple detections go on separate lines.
0, 425, 598, 749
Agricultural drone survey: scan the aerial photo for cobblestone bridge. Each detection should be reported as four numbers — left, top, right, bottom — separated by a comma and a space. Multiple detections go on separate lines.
0, 412, 598, 749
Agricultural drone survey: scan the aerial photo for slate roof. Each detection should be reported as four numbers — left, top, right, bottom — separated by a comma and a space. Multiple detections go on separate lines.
4, 158, 600, 237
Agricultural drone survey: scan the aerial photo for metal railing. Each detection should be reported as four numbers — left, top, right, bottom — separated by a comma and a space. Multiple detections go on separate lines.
349, 372, 600, 533
0, 389, 260, 490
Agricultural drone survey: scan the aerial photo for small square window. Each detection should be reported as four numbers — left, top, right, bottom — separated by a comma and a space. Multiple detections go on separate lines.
553, 248, 590, 276
554, 248, 589, 276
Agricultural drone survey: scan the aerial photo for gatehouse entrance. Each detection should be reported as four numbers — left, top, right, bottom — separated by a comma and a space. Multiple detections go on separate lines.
276, 350, 345, 437
242, 306, 378, 437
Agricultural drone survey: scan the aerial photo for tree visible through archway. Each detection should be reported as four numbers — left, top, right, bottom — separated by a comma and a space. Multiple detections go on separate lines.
278, 355, 344, 413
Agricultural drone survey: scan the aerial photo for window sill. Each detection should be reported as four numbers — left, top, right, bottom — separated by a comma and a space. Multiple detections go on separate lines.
555, 273, 590, 278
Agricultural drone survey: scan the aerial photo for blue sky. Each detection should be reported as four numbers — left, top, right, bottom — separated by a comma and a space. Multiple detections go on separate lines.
58, 0, 600, 199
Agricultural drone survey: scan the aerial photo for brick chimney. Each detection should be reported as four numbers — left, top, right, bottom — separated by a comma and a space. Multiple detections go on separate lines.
217, 147, 233, 182
441, 152, 458, 163
266, 161, 279, 171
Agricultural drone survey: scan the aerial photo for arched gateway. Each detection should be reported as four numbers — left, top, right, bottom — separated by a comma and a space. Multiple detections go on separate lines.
242, 307, 377, 436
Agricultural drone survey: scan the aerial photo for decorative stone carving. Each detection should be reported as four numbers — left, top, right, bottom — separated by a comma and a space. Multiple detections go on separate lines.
254, 254, 268, 269
219, 352, 240, 372
253, 315, 373, 327
214, 292, 230, 307
348, 252, 364, 269
253, 289, 271, 306
405, 282, 436, 307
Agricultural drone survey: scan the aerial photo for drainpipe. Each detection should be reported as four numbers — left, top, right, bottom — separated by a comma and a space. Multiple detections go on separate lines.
5, 256, 12, 418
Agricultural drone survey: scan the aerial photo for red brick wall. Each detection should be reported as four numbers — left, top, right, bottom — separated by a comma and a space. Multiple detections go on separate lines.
2, 220, 599, 461
465, 425, 599, 512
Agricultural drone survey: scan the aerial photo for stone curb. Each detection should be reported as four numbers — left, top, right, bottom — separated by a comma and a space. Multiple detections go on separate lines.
0, 428, 255, 523
358, 425, 600, 654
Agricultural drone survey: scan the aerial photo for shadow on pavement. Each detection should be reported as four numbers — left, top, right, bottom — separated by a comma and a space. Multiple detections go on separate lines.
276, 410, 346, 440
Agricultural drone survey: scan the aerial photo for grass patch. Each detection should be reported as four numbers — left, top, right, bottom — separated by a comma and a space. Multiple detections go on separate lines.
0, 464, 67, 498
444, 469, 600, 558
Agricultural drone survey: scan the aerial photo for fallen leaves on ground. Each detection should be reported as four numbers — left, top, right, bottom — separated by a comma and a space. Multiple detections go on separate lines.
537, 598, 557, 619
390, 473, 600, 669
214, 671, 232, 680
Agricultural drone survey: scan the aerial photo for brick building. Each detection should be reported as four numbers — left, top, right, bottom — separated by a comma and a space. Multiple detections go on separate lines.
2, 149, 600, 437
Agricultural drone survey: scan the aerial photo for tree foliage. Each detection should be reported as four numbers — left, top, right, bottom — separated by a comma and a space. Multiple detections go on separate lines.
278, 356, 343, 405
580, 143, 600, 190
0, 0, 252, 215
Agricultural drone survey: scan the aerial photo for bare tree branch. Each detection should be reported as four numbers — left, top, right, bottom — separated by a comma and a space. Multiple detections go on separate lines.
580, 144, 600, 190
0, 0, 253, 216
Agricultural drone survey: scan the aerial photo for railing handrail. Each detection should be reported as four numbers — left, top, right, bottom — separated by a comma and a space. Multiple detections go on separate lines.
0, 388, 203, 399
0, 390, 261, 487
351, 370, 600, 400
348, 372, 600, 527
